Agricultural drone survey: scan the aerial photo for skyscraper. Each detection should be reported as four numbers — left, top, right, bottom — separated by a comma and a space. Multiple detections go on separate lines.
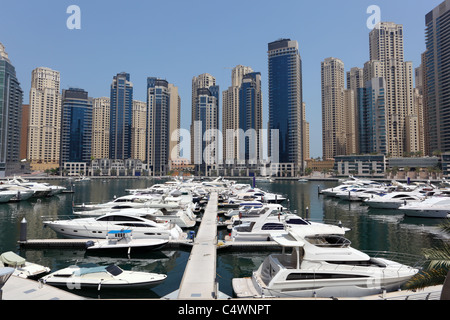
28, 67, 61, 170
92, 97, 110, 160
146, 77, 170, 175
222, 65, 253, 163
0, 43, 23, 177
131, 100, 146, 162
60, 88, 93, 165
238, 72, 263, 162
168, 83, 181, 162
110, 72, 133, 160
423, 0, 450, 154
368, 22, 415, 157
191, 74, 219, 173
268, 39, 303, 173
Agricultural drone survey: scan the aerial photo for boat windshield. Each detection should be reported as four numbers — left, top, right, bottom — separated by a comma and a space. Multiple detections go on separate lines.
305, 235, 351, 248
106, 264, 123, 276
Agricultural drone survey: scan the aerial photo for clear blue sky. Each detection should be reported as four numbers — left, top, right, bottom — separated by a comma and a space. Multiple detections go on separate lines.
0, 0, 443, 159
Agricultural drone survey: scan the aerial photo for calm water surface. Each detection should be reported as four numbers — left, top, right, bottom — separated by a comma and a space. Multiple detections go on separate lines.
0, 178, 448, 299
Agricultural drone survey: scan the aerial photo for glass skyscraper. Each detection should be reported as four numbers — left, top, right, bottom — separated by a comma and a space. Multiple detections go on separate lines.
110, 72, 133, 160
60, 88, 92, 165
0, 43, 23, 177
268, 39, 303, 172
146, 77, 170, 175
423, 0, 450, 154
238, 72, 262, 162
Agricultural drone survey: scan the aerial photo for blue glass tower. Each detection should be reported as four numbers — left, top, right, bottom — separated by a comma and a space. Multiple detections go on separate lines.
0, 43, 23, 177
268, 39, 303, 170
239, 72, 262, 162
60, 88, 93, 165
146, 77, 170, 175
110, 72, 133, 160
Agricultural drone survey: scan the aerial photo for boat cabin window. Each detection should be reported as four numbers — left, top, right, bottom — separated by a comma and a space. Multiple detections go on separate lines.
261, 223, 284, 230
116, 223, 156, 228
286, 273, 370, 280
97, 215, 143, 222
286, 218, 310, 225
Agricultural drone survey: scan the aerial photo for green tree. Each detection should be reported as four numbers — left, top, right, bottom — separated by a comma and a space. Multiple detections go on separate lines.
405, 221, 450, 299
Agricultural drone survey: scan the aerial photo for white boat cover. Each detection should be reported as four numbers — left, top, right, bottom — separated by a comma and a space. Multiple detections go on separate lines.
0, 251, 26, 267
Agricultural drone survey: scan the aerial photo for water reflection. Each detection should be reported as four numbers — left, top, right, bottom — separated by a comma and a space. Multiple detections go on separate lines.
0, 178, 447, 299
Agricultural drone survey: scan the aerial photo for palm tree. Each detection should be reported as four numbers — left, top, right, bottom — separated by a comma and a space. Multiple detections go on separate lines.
404, 220, 450, 299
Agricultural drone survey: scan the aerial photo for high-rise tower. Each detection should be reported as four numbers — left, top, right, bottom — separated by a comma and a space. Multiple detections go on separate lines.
268, 39, 303, 172
110, 72, 133, 160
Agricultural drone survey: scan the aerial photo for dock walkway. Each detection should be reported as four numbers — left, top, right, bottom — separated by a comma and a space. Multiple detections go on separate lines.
177, 192, 219, 299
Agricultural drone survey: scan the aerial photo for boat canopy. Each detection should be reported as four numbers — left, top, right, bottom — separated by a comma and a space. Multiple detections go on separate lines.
108, 230, 132, 234
0, 251, 26, 267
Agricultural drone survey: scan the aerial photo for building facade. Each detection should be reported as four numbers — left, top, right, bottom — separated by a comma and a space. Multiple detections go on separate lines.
146, 78, 170, 175
110, 72, 133, 160
28, 67, 61, 170
368, 22, 416, 157
60, 88, 93, 166
423, 0, 450, 155
222, 65, 254, 163
131, 100, 146, 162
0, 43, 23, 177
268, 39, 304, 172
92, 97, 110, 160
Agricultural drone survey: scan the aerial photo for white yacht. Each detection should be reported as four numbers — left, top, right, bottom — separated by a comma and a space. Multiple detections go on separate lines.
40, 264, 166, 290
73, 194, 159, 212
7, 176, 52, 198
0, 184, 35, 201
43, 212, 185, 240
398, 196, 450, 218
364, 192, 425, 209
229, 206, 348, 242
232, 228, 419, 298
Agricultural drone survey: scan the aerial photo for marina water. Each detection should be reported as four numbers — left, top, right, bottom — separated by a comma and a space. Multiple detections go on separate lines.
0, 178, 447, 299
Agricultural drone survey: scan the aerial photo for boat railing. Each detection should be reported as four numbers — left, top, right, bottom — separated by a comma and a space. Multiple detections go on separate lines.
363, 250, 428, 270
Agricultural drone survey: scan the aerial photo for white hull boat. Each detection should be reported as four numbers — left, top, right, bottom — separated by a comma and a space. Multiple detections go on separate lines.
364, 192, 424, 209
232, 229, 419, 298
399, 197, 450, 218
43, 212, 185, 240
0, 251, 50, 279
85, 230, 168, 253
40, 264, 166, 290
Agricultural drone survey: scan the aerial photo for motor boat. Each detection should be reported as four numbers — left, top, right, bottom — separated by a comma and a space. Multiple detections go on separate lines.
255, 177, 274, 183
6, 176, 52, 198
0, 189, 18, 203
0, 251, 50, 279
0, 184, 35, 201
232, 228, 419, 298
73, 194, 159, 212
43, 212, 185, 240
223, 201, 269, 218
364, 192, 425, 209
85, 230, 168, 254
40, 264, 166, 290
229, 206, 348, 242
398, 196, 450, 218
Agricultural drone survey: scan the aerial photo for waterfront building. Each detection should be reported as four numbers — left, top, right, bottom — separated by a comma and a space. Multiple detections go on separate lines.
146, 77, 170, 175
92, 97, 110, 160
28, 67, 61, 171
268, 39, 304, 174
110, 72, 133, 160
0, 43, 23, 177
368, 22, 416, 157
20, 104, 29, 161
423, 0, 450, 155
60, 88, 93, 167
191, 74, 219, 174
334, 154, 385, 177
321, 57, 356, 158
303, 102, 310, 161
131, 100, 146, 162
